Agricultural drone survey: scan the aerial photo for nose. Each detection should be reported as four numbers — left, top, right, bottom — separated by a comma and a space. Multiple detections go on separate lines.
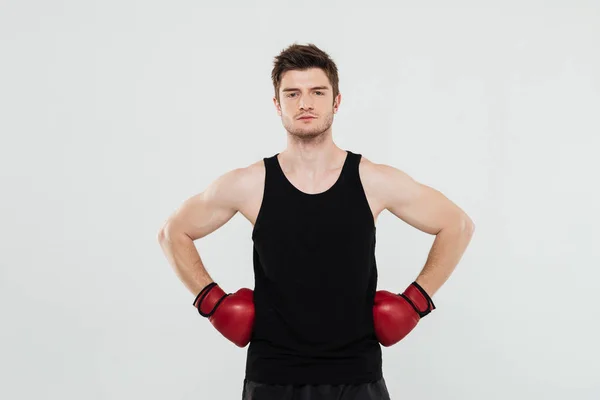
299, 97, 314, 111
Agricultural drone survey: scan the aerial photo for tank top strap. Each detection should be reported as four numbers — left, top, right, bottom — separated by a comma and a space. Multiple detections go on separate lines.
263, 154, 279, 175
344, 150, 361, 174
340, 150, 362, 186
262, 153, 288, 197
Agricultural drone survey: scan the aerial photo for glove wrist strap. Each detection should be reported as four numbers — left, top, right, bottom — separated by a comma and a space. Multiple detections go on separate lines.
399, 281, 436, 318
192, 282, 229, 318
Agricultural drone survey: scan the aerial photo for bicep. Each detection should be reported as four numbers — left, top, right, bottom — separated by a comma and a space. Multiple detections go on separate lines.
380, 166, 469, 235
162, 170, 241, 241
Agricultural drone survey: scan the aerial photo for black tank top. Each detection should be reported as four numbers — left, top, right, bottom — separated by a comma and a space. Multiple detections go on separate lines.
244, 150, 383, 385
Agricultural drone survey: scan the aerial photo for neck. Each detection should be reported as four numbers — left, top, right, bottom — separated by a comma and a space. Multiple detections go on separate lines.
279, 143, 345, 175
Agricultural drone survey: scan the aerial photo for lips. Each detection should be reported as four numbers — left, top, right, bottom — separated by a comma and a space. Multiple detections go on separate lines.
298, 116, 316, 120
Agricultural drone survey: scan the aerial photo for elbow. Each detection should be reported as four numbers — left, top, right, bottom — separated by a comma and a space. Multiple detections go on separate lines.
157, 220, 175, 244
462, 216, 475, 235
157, 228, 166, 244
157, 221, 189, 244
451, 212, 474, 235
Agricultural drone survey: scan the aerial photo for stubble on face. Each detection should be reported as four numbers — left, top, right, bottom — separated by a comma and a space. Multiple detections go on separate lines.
281, 107, 335, 143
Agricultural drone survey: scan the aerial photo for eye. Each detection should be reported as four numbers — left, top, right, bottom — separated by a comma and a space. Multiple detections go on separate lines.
315, 91, 324, 95
286, 93, 297, 98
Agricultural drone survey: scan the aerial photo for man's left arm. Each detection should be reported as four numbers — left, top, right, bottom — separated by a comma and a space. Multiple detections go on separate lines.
378, 164, 475, 297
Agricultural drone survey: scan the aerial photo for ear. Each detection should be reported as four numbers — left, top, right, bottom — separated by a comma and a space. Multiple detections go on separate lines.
334, 93, 342, 113
273, 96, 281, 116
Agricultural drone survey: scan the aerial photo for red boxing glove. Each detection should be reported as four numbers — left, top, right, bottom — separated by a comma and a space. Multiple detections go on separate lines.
373, 281, 435, 347
192, 282, 255, 348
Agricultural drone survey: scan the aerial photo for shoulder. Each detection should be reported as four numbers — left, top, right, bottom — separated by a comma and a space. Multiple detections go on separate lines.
218, 158, 266, 208
358, 155, 414, 187
358, 155, 420, 207
221, 158, 265, 187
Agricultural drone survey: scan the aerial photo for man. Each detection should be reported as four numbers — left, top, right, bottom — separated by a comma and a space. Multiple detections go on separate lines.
158, 43, 474, 400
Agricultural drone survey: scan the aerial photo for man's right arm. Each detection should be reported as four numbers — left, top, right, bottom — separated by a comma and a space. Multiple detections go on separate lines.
157, 168, 245, 297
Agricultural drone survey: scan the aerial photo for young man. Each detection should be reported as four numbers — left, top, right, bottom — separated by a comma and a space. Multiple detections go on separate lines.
158, 43, 475, 400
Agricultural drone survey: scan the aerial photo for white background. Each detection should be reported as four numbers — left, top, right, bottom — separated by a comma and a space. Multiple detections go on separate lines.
1, 1, 599, 399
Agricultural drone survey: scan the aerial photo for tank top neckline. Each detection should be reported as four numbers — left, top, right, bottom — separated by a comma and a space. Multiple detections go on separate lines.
274, 150, 351, 197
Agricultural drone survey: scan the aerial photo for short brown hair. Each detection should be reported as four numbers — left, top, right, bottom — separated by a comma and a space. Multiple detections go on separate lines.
271, 43, 339, 104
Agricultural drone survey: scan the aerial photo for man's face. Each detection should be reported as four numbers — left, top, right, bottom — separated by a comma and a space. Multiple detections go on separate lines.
274, 68, 341, 140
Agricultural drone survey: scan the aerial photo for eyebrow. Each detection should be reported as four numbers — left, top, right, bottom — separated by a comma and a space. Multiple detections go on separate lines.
281, 86, 330, 92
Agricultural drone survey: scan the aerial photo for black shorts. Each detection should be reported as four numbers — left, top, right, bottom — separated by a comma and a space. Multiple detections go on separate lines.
241, 377, 391, 400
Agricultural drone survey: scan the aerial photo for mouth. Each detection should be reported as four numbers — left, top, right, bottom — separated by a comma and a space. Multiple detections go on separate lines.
298, 116, 316, 120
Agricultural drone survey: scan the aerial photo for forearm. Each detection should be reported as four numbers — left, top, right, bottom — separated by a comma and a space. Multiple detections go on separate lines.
158, 229, 214, 297
415, 220, 474, 297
